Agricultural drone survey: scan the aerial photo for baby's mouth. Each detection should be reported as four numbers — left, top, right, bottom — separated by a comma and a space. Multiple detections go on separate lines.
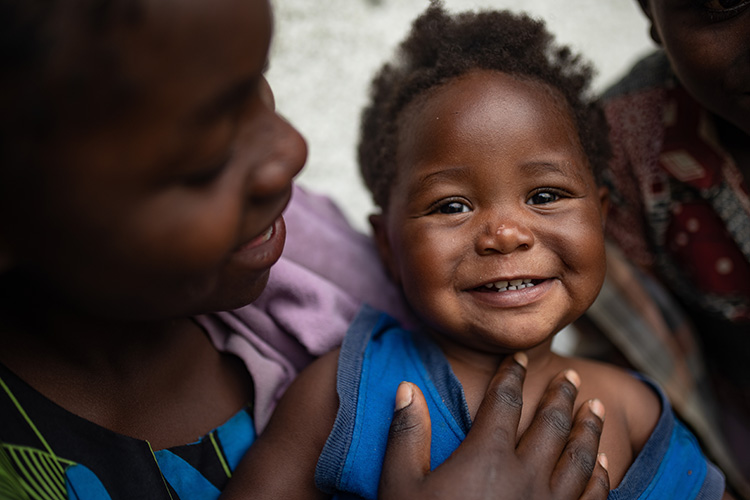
475, 278, 541, 292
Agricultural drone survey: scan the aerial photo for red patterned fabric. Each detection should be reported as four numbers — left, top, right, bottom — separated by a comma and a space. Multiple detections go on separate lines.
605, 60, 750, 322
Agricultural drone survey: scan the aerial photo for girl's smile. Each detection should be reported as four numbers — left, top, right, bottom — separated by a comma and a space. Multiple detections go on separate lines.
231, 216, 287, 269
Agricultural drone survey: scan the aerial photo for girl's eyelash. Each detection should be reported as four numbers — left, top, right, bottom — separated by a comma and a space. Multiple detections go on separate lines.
183, 155, 231, 187
697, 0, 750, 20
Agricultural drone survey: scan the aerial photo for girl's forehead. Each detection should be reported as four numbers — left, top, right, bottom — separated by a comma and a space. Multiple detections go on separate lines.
46, 0, 271, 132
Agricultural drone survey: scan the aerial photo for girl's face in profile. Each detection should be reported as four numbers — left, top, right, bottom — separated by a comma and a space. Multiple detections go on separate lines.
5, 0, 306, 320
374, 70, 608, 358
641, 0, 750, 135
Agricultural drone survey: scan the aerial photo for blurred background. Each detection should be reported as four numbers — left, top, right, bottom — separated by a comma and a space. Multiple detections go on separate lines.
267, 0, 655, 232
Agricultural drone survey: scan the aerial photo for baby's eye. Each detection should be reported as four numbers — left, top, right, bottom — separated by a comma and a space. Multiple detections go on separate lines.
437, 201, 471, 214
527, 190, 563, 205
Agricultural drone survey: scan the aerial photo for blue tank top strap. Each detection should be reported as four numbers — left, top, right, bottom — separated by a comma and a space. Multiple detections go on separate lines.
610, 373, 725, 499
315, 304, 470, 498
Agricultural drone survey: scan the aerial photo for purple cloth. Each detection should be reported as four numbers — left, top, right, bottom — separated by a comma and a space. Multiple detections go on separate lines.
195, 185, 413, 431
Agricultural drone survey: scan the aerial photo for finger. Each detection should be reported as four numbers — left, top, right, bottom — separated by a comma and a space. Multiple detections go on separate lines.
379, 382, 432, 497
461, 352, 527, 451
516, 369, 580, 476
577, 453, 610, 500
551, 399, 606, 499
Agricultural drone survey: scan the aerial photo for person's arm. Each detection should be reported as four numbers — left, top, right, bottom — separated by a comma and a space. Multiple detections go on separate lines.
220, 352, 609, 499
220, 349, 341, 500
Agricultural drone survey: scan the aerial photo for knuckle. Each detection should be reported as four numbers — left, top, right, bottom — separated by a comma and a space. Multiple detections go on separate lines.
389, 413, 423, 436
555, 378, 578, 402
540, 406, 572, 438
579, 415, 604, 438
487, 382, 524, 412
565, 444, 597, 478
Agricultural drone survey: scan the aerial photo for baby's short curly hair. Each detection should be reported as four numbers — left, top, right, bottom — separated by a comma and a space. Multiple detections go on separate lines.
358, 0, 611, 209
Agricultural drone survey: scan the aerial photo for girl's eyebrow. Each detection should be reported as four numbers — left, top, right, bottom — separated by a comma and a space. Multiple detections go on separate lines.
193, 77, 258, 125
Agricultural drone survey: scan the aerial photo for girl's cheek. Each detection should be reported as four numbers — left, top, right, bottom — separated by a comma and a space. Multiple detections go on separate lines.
128, 190, 242, 271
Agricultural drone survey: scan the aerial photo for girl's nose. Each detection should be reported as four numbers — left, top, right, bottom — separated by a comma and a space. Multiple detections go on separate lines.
476, 218, 534, 255
244, 110, 307, 201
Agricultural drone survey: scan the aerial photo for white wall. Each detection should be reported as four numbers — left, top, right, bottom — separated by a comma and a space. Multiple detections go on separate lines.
267, 0, 655, 232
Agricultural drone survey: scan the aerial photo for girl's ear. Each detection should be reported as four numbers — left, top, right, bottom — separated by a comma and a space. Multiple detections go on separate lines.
369, 213, 401, 286
636, 0, 662, 45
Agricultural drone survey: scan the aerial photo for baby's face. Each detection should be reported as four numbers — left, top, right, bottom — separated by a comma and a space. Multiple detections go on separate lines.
375, 70, 607, 354
642, 0, 750, 135
3, 0, 306, 320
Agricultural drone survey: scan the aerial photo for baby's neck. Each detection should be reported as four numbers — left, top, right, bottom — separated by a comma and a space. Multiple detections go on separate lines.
433, 333, 559, 425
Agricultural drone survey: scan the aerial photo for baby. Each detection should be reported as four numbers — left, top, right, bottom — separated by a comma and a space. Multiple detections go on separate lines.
229, 2, 728, 499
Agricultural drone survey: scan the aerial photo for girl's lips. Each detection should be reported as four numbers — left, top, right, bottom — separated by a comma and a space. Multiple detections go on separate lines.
237, 222, 276, 252
232, 216, 286, 268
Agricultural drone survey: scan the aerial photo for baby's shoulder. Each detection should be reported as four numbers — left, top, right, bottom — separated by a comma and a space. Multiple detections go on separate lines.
568, 357, 661, 448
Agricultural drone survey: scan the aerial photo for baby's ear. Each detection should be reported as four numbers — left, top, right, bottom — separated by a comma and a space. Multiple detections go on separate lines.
369, 213, 401, 286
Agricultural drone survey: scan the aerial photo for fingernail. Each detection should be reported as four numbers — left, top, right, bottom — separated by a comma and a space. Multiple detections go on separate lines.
564, 369, 580, 389
395, 382, 413, 410
589, 398, 605, 421
598, 452, 609, 471
513, 352, 528, 369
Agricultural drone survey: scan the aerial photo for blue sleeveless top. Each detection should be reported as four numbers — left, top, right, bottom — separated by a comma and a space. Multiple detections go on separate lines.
315, 305, 726, 500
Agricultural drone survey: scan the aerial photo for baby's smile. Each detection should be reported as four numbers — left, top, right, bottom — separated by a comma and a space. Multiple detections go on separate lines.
477, 278, 540, 292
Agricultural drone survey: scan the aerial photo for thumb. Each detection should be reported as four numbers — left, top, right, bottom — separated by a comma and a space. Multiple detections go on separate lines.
379, 382, 432, 496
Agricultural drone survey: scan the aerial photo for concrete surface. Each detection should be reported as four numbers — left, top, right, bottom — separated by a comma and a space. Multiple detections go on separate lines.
267, 0, 655, 232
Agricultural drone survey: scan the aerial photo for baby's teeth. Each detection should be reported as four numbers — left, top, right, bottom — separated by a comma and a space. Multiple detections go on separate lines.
495, 280, 509, 289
